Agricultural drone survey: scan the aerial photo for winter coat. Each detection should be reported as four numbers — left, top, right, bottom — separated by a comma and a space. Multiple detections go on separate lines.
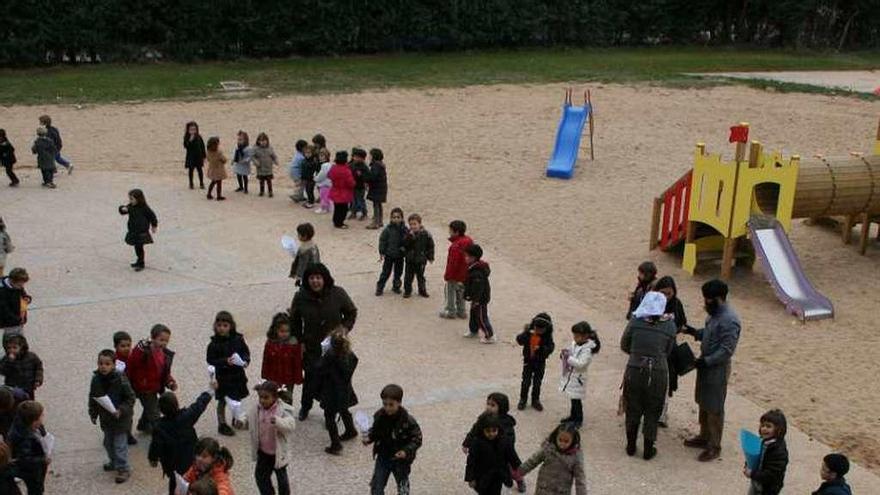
7, 419, 46, 484
462, 397, 520, 467
813, 478, 852, 495
694, 304, 741, 413
88, 370, 136, 433
665, 295, 687, 396
464, 261, 491, 304
403, 229, 435, 265
31, 136, 56, 171
0, 341, 43, 394
379, 223, 408, 259
251, 145, 277, 177
750, 437, 788, 495
0, 463, 21, 495
232, 145, 253, 176
0, 385, 28, 437
183, 462, 234, 495
289, 264, 357, 362
125, 340, 175, 394
314, 161, 332, 188
184, 135, 206, 169
620, 317, 676, 372
0, 277, 27, 328
247, 399, 296, 468
0, 231, 13, 267
365, 160, 388, 202
261, 337, 303, 386
517, 327, 555, 364
518, 441, 587, 495
328, 163, 356, 204
149, 392, 212, 476
300, 156, 319, 181
0, 140, 16, 167
119, 203, 158, 246
289, 242, 321, 281
206, 331, 250, 401
45, 125, 62, 151
465, 434, 517, 491
206, 149, 228, 181
316, 349, 358, 412
367, 407, 422, 462
288, 151, 304, 181
560, 340, 596, 399
350, 160, 369, 190
444, 235, 473, 283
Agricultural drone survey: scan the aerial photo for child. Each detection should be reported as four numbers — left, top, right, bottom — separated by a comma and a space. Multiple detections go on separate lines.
516, 313, 555, 411
0, 218, 14, 277
1, 334, 43, 400
0, 441, 20, 495
247, 381, 296, 495
464, 413, 518, 494
113, 329, 138, 445
150, 390, 213, 495
252, 132, 278, 197
559, 322, 600, 427
0, 268, 30, 335
300, 145, 318, 208
311, 134, 327, 156
462, 393, 524, 492
7, 400, 48, 495
375, 208, 408, 296
127, 324, 177, 434
402, 213, 434, 298
440, 220, 472, 320
744, 409, 789, 495
313, 148, 333, 214
183, 121, 206, 189
288, 139, 308, 202
118, 188, 158, 271
207, 311, 250, 436
364, 384, 422, 495
183, 437, 234, 495
627, 261, 657, 319
189, 478, 219, 495
463, 244, 495, 344
261, 313, 303, 404
348, 148, 370, 220
813, 453, 851, 495
231, 131, 253, 194
88, 349, 136, 483
516, 422, 587, 495
0, 385, 27, 438
365, 148, 388, 229
328, 151, 356, 228
31, 127, 57, 189
317, 331, 359, 455
38, 115, 72, 174
288, 223, 321, 286
0, 130, 18, 187
205, 137, 228, 201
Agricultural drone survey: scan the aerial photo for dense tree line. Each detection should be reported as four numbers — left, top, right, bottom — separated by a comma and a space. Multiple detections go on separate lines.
0, 0, 877, 66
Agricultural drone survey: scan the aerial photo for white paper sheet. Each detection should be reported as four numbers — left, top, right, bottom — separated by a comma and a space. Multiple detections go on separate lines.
115, 360, 126, 373
40, 431, 55, 457
93, 395, 118, 414
174, 473, 189, 495
320, 336, 332, 355
225, 396, 246, 422
281, 235, 299, 258
354, 410, 373, 434
230, 353, 248, 367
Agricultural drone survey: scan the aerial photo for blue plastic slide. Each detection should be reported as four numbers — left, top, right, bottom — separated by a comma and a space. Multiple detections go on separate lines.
546, 102, 591, 179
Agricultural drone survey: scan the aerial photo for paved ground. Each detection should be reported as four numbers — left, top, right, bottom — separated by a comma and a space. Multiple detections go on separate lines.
696, 70, 880, 94
4, 169, 878, 494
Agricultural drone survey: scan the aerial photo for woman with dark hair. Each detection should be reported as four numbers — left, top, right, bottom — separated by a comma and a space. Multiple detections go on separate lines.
183, 121, 207, 189
118, 189, 158, 271
653, 275, 688, 427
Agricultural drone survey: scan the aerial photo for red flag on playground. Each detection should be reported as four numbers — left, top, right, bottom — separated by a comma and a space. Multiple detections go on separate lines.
729, 125, 749, 143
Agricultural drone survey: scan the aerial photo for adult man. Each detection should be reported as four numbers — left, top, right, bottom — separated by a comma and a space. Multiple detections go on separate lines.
684, 279, 741, 462
289, 263, 357, 420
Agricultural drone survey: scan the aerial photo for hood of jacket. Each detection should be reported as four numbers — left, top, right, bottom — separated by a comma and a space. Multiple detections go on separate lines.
4, 333, 30, 357
468, 260, 491, 276
301, 263, 336, 296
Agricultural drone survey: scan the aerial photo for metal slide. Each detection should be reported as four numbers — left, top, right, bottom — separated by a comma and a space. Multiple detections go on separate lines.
546, 103, 590, 179
747, 216, 834, 321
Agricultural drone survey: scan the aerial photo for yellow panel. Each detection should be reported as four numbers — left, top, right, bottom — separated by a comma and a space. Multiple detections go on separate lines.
730, 147, 800, 236
688, 147, 737, 237
683, 242, 697, 275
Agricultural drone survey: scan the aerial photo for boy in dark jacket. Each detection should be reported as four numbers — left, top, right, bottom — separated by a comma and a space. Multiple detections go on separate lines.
813, 453, 852, 495
744, 409, 789, 495
149, 390, 213, 495
375, 208, 408, 296
126, 324, 177, 434
288, 222, 321, 286
0, 268, 29, 334
1, 334, 43, 400
7, 400, 47, 495
0, 385, 28, 438
462, 393, 524, 492
465, 413, 519, 495
349, 148, 370, 221
89, 349, 136, 483
38, 115, 72, 174
365, 384, 422, 495
365, 148, 388, 229
402, 213, 435, 299
31, 127, 57, 188
463, 244, 495, 344
516, 313, 554, 411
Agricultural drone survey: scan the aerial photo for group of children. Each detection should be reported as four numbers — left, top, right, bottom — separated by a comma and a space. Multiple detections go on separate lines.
1, 115, 74, 190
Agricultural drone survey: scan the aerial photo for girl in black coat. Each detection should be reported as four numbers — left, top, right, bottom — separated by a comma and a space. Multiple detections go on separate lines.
365, 148, 388, 229
206, 311, 250, 436
0, 129, 18, 187
316, 331, 358, 455
654, 276, 687, 427
118, 189, 158, 271
184, 121, 207, 189
745, 409, 789, 495
465, 413, 518, 495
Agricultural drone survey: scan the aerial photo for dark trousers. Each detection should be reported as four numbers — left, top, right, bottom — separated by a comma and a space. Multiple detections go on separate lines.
519, 360, 546, 404
474, 477, 503, 495
403, 261, 427, 295
300, 352, 319, 412
21, 466, 46, 495
698, 407, 725, 450
236, 174, 249, 192
136, 391, 159, 432
208, 180, 223, 197
255, 450, 290, 495
40, 168, 54, 184
3, 164, 18, 185
624, 365, 668, 443
370, 455, 411, 495
371, 200, 384, 226
259, 178, 273, 196
133, 244, 145, 265
333, 202, 349, 227
351, 189, 368, 215
468, 303, 494, 338
324, 408, 355, 447
188, 166, 204, 188
303, 179, 315, 204
569, 399, 583, 424
377, 257, 404, 291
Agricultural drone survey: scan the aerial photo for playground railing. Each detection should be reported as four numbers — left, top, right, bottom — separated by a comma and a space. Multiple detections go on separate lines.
653, 170, 693, 251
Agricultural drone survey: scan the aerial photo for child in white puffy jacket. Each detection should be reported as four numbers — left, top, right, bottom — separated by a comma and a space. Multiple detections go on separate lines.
559, 321, 600, 427
313, 149, 333, 214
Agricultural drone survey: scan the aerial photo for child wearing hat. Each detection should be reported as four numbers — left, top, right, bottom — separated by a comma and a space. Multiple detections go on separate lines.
463, 244, 495, 344
515, 313, 555, 411
812, 453, 851, 495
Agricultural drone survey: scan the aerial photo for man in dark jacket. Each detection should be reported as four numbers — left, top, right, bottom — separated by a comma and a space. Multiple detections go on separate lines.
149, 390, 212, 495
289, 263, 357, 420
463, 244, 495, 344
0, 268, 30, 334
683, 279, 741, 462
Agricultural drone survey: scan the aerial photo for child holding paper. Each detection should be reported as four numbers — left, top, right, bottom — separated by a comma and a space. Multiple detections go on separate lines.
317, 331, 359, 455
247, 381, 296, 495
89, 349, 136, 483
150, 389, 213, 495
112, 331, 138, 445
743, 409, 789, 495
206, 311, 250, 436
288, 222, 320, 286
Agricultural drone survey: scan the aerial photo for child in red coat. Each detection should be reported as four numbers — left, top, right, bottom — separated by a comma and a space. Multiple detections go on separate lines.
440, 220, 473, 321
261, 313, 303, 405
126, 324, 177, 434
328, 151, 356, 229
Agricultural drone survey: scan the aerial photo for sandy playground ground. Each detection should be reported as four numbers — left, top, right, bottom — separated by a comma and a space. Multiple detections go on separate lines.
1, 82, 879, 493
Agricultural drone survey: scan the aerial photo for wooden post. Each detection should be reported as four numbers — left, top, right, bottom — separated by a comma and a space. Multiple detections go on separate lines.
650, 197, 662, 250
859, 212, 870, 255
587, 90, 595, 161
721, 237, 735, 279
748, 141, 761, 168
842, 215, 854, 244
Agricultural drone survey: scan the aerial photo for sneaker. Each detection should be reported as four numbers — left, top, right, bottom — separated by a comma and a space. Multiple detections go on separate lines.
9, 182, 19, 187
218, 423, 235, 436
133, 265, 145, 272
375, 288, 384, 296
532, 402, 544, 412
643, 441, 657, 460
115, 470, 130, 484
418, 291, 430, 298
67, 164, 74, 175
314, 208, 326, 214
303, 202, 314, 209
456, 312, 468, 319
47, 182, 56, 189
463, 331, 478, 338
439, 311, 455, 319
391, 287, 402, 294
217, 196, 226, 201
517, 401, 527, 411
127, 433, 138, 445
324, 444, 343, 456
130, 262, 139, 268
479, 335, 497, 344
340, 430, 358, 442
103, 463, 114, 472
402, 292, 412, 299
